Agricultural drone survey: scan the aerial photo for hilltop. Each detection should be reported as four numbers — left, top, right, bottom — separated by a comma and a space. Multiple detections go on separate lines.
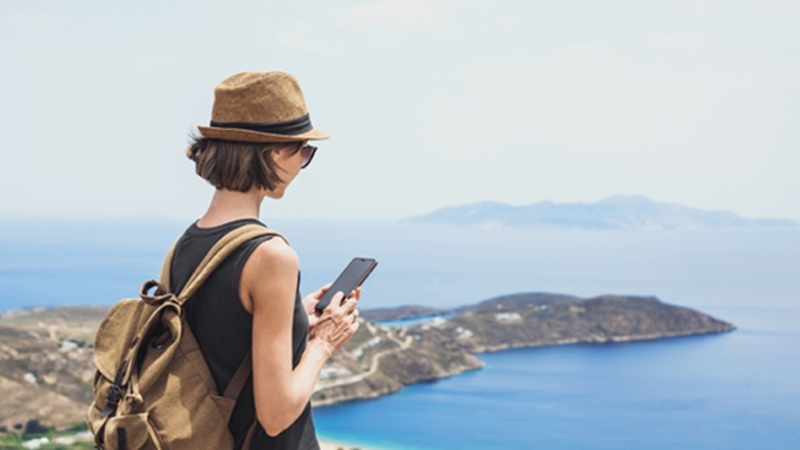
0, 294, 733, 432
405, 195, 798, 230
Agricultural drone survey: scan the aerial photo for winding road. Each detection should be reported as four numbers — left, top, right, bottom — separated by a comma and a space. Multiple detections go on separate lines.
315, 323, 412, 390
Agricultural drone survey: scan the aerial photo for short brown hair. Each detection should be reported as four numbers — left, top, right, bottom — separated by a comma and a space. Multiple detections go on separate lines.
186, 137, 300, 192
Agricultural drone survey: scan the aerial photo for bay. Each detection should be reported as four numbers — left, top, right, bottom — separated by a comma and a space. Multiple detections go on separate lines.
314, 304, 800, 449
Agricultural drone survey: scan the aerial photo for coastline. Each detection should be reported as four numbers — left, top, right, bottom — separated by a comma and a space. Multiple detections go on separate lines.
313, 303, 735, 408
320, 438, 382, 450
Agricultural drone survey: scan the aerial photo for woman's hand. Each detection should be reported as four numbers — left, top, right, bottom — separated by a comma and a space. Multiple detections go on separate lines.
308, 290, 360, 355
302, 283, 330, 332
303, 284, 361, 332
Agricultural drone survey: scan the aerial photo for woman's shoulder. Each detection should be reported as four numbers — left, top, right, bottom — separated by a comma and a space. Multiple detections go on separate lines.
244, 235, 298, 277
239, 235, 299, 313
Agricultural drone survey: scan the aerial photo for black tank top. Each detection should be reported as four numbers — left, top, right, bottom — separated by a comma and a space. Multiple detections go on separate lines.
169, 218, 319, 450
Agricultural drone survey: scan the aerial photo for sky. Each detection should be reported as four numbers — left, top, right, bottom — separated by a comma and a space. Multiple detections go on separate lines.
1, 0, 798, 221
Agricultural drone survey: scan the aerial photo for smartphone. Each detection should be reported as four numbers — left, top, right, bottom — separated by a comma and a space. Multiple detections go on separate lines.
315, 257, 378, 313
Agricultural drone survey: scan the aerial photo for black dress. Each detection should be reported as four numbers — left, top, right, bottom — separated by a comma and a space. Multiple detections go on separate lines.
169, 218, 319, 450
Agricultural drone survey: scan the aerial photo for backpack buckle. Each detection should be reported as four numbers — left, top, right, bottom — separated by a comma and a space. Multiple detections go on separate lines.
98, 359, 128, 418
98, 384, 122, 418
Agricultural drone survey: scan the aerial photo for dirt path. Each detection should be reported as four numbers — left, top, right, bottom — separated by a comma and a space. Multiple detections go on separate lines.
316, 326, 412, 390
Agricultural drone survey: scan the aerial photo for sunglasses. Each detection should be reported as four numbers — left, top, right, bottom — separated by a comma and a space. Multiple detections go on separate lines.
299, 143, 317, 169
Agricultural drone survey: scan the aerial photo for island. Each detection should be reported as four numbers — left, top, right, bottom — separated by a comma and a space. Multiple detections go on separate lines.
0, 292, 734, 435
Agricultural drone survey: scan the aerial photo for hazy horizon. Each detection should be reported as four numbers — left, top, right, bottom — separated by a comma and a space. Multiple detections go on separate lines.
0, 193, 797, 224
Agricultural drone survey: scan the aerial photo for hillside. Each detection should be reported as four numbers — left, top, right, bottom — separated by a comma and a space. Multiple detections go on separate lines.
0, 294, 733, 433
0, 307, 107, 434
444, 294, 733, 352
405, 195, 798, 230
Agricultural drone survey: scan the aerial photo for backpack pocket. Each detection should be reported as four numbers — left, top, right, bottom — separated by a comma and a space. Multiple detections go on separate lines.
103, 413, 165, 450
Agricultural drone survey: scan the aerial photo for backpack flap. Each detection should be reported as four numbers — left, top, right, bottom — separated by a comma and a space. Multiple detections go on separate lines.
92, 298, 152, 384
129, 301, 184, 400
93, 291, 183, 415
88, 297, 153, 439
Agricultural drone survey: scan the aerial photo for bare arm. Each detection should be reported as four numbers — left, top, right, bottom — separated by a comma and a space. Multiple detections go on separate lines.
240, 238, 359, 436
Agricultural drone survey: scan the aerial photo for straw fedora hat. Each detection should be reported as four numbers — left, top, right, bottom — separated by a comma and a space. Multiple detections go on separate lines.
197, 71, 328, 143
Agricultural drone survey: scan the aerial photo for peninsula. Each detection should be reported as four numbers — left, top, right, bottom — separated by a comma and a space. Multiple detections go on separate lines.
0, 293, 733, 433
312, 293, 733, 405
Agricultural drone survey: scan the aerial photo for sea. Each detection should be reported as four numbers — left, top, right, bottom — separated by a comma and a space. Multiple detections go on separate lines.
1, 218, 798, 449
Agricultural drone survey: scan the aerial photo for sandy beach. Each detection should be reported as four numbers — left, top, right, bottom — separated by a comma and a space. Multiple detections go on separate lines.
320, 438, 380, 450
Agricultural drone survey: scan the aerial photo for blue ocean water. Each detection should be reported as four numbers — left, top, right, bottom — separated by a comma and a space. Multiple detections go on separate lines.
1, 219, 798, 448
3, 220, 798, 314
314, 307, 800, 449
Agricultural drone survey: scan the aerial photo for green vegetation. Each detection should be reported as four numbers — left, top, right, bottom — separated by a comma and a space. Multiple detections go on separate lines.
0, 424, 92, 450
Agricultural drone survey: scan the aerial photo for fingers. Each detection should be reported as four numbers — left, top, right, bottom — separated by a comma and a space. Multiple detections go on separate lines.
318, 285, 362, 314
311, 307, 359, 353
322, 290, 358, 313
348, 287, 362, 302
346, 308, 360, 333
309, 288, 361, 355
323, 291, 346, 313
340, 293, 358, 314
313, 283, 334, 299
317, 294, 358, 328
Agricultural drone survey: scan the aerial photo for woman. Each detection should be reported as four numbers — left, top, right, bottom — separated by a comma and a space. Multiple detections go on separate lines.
170, 71, 359, 449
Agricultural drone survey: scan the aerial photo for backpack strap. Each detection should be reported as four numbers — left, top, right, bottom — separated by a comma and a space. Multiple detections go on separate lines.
223, 351, 253, 400
158, 239, 179, 290
158, 223, 288, 428
158, 223, 287, 305
224, 353, 260, 448
242, 420, 259, 450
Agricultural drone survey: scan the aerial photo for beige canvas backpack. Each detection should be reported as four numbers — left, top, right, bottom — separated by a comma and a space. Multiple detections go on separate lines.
87, 224, 279, 450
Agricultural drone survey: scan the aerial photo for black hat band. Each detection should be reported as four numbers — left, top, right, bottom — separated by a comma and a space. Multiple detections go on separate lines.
210, 113, 313, 136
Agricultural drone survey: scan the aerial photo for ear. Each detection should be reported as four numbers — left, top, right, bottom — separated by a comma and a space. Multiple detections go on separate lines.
270, 143, 297, 164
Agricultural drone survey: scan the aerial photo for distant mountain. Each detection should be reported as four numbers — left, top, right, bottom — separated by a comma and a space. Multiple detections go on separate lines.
405, 195, 799, 230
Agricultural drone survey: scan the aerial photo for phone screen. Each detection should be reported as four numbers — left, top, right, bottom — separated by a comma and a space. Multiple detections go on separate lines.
315, 257, 378, 313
